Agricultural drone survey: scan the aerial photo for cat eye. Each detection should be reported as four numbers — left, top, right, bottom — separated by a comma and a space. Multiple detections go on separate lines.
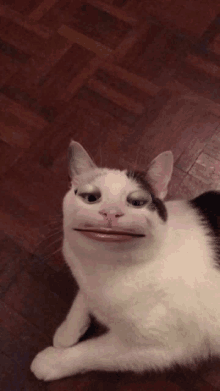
127, 190, 152, 208
74, 184, 101, 204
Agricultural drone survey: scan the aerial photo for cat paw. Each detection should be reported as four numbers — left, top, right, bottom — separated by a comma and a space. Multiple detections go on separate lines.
53, 319, 89, 348
30, 346, 66, 381
53, 322, 79, 348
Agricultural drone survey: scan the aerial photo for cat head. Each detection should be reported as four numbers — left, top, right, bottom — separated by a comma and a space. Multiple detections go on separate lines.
63, 141, 173, 251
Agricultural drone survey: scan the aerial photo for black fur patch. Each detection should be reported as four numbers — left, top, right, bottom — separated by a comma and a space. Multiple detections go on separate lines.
190, 191, 220, 266
126, 170, 154, 194
126, 170, 167, 222
151, 197, 168, 222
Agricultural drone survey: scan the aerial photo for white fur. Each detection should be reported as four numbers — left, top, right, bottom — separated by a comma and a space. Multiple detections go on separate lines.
31, 145, 220, 381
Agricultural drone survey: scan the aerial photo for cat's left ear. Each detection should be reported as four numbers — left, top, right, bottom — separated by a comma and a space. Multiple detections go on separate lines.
68, 140, 97, 179
147, 151, 173, 200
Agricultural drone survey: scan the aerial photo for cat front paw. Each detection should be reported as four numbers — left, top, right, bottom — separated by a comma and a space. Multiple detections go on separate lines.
30, 346, 67, 381
53, 322, 79, 348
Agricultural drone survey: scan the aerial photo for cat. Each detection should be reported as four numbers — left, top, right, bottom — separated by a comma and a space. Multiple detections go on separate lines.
31, 140, 220, 381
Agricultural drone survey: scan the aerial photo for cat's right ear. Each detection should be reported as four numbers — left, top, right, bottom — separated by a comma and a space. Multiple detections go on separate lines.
68, 141, 97, 179
147, 151, 173, 200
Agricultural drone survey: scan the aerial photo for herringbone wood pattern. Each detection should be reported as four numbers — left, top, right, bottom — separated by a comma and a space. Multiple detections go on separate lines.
2, 0, 220, 389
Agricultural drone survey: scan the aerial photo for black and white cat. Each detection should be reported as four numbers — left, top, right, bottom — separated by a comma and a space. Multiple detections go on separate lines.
31, 141, 220, 381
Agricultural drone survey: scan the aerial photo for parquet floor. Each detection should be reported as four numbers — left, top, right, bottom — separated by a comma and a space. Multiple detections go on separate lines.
2, 0, 220, 389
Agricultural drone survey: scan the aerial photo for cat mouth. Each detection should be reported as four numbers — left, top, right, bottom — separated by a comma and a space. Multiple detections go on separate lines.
74, 228, 145, 242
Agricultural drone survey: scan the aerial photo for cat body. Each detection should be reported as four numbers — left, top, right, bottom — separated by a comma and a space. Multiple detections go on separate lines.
31, 142, 220, 381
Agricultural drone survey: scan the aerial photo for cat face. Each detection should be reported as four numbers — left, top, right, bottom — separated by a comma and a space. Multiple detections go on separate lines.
63, 141, 173, 251
64, 169, 157, 239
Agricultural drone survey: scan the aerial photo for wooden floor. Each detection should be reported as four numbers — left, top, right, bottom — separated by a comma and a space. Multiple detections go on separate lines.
2, 0, 220, 389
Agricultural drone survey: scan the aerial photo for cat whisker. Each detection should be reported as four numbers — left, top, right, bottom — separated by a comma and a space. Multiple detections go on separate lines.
42, 247, 62, 261
44, 228, 63, 237
134, 144, 142, 169
41, 221, 62, 230
36, 229, 63, 246
99, 142, 103, 167
43, 237, 63, 251
42, 213, 62, 224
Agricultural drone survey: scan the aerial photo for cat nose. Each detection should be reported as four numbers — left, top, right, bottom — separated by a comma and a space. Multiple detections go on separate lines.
99, 207, 124, 222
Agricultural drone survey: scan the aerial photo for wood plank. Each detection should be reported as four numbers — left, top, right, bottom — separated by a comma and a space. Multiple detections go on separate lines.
100, 62, 160, 96
58, 25, 113, 58
186, 53, 220, 79
0, 4, 52, 38
87, 0, 137, 25
87, 77, 145, 114
29, 0, 59, 21
189, 152, 220, 185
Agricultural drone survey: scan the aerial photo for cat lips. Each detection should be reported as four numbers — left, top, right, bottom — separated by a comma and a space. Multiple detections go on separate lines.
74, 228, 145, 242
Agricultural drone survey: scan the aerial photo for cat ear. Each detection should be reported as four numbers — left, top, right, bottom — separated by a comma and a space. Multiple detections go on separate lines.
147, 151, 173, 200
68, 141, 97, 178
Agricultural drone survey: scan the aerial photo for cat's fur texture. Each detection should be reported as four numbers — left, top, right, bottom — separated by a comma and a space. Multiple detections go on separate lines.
31, 141, 220, 381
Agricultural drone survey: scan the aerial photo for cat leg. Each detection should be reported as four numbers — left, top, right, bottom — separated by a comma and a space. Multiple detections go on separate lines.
53, 290, 90, 348
31, 331, 187, 381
